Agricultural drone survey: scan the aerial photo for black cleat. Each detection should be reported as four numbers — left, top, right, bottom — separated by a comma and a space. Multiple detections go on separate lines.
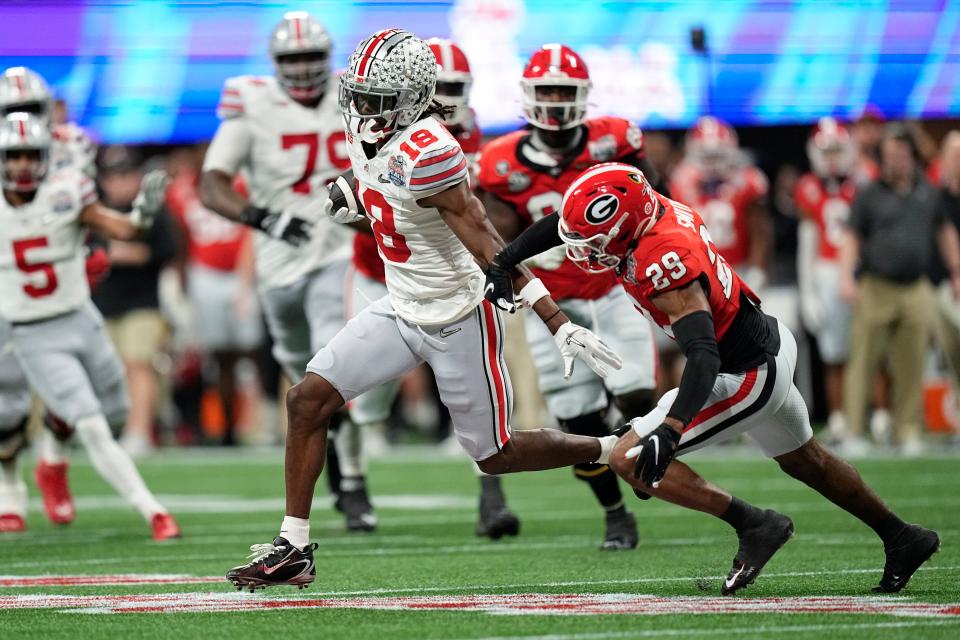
226, 536, 317, 591
872, 524, 940, 593
475, 506, 520, 539
335, 484, 378, 532
600, 508, 638, 550
721, 509, 794, 596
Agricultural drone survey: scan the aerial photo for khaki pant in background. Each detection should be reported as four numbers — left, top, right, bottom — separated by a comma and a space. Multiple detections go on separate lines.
844, 276, 934, 444
934, 282, 960, 389
106, 309, 169, 366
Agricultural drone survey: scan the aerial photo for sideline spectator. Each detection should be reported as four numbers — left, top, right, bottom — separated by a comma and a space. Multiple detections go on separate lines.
930, 132, 960, 392
92, 146, 178, 456
840, 126, 960, 454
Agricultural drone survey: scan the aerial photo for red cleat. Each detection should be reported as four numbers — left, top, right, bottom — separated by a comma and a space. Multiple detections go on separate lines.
151, 512, 182, 541
34, 460, 75, 525
0, 514, 26, 533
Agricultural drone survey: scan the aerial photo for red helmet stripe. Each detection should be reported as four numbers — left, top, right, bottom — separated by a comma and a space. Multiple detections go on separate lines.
17, 118, 26, 140
560, 163, 635, 215
293, 16, 303, 46
13, 73, 24, 96
355, 28, 402, 81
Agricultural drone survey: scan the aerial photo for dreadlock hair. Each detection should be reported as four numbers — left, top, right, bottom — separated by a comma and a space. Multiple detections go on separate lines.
422, 100, 457, 121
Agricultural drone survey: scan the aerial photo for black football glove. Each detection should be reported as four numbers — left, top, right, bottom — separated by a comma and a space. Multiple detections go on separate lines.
628, 423, 681, 488
242, 205, 313, 247
484, 259, 517, 313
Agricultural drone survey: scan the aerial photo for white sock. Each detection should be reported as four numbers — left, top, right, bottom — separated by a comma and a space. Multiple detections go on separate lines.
596, 435, 618, 465
0, 457, 27, 517
280, 515, 310, 549
38, 430, 66, 464
75, 414, 165, 521
334, 420, 366, 479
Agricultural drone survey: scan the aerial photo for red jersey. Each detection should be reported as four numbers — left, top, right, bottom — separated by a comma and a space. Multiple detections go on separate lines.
620, 196, 760, 343
350, 114, 482, 285
793, 173, 856, 261
167, 173, 248, 272
477, 116, 645, 300
669, 162, 768, 267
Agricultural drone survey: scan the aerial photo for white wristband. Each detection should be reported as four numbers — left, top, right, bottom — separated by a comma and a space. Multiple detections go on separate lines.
518, 277, 550, 307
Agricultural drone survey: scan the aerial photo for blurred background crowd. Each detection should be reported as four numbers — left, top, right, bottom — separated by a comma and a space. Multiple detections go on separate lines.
5, 0, 960, 459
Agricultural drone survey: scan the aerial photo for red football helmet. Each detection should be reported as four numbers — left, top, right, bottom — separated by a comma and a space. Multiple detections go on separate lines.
559, 163, 660, 273
427, 38, 472, 126
686, 116, 738, 179
807, 117, 855, 178
521, 43, 591, 131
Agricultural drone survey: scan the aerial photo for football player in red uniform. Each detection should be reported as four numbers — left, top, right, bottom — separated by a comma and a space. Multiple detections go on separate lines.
476, 44, 660, 550
794, 118, 858, 444
485, 163, 939, 595
670, 116, 771, 292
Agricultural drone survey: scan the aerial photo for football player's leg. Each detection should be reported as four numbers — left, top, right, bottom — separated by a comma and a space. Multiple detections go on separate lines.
306, 261, 377, 530
429, 301, 604, 474
0, 415, 29, 532
525, 303, 626, 515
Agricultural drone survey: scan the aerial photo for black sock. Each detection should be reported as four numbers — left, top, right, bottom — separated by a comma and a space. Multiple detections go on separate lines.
479, 475, 506, 510
720, 497, 762, 531
870, 513, 909, 545
574, 463, 624, 510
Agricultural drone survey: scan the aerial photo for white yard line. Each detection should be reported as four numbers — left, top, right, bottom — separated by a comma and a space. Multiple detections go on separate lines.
454, 619, 960, 640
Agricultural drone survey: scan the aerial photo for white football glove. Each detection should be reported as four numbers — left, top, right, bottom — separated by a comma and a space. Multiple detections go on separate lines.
323, 195, 366, 224
130, 169, 169, 230
553, 321, 623, 379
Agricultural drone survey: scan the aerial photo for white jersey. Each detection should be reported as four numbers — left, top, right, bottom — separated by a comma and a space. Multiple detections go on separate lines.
346, 116, 483, 326
204, 75, 351, 291
51, 122, 97, 177
0, 169, 95, 323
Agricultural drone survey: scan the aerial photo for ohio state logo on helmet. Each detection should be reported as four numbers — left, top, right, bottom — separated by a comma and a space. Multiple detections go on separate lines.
559, 163, 660, 273
584, 193, 620, 225
339, 29, 437, 144
521, 43, 592, 131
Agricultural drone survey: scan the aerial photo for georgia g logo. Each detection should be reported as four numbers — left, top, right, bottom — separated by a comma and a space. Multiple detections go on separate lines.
584, 193, 620, 225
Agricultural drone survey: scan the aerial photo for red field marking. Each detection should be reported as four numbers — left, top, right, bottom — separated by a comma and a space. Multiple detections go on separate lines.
1, 593, 959, 617
0, 575, 222, 588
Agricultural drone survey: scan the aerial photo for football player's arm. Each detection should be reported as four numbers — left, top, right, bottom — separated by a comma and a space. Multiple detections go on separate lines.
744, 198, 772, 289
79, 202, 142, 241
199, 119, 253, 223
937, 214, 960, 300
649, 279, 720, 435
840, 191, 868, 303
478, 188, 522, 242
795, 195, 823, 329
423, 181, 566, 333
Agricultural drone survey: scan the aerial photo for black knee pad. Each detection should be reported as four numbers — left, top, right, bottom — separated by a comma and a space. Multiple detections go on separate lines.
0, 417, 29, 462
558, 410, 610, 438
613, 389, 656, 421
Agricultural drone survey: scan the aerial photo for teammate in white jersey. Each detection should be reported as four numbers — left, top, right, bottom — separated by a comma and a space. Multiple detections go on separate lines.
199, 11, 375, 531
0, 113, 180, 540
0, 66, 99, 524
0, 67, 97, 176
226, 29, 624, 591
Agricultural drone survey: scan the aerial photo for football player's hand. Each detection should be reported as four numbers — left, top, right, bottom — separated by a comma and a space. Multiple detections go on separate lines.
130, 170, 169, 230
840, 273, 858, 306
624, 423, 680, 488
553, 321, 622, 379
242, 205, 314, 246
323, 193, 366, 224
483, 260, 517, 313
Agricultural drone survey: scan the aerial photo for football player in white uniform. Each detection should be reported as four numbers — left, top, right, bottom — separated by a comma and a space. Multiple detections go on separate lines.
199, 12, 376, 532
226, 29, 624, 591
0, 113, 180, 540
0, 67, 97, 176
0, 66, 100, 525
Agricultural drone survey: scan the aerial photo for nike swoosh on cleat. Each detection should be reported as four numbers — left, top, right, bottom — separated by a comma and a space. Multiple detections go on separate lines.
262, 554, 295, 576
725, 566, 745, 590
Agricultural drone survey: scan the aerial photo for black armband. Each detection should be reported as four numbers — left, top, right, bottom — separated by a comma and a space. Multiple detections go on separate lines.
667, 310, 721, 425
495, 212, 562, 269
240, 204, 269, 229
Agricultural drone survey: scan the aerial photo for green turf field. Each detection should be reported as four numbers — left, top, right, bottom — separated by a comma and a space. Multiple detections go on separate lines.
1, 447, 958, 639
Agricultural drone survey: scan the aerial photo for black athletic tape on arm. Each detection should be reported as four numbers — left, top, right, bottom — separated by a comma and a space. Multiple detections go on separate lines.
496, 212, 562, 269
667, 310, 721, 425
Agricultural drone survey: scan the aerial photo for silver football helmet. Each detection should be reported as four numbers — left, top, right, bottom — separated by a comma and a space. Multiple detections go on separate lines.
0, 67, 54, 124
268, 11, 332, 103
339, 29, 438, 144
0, 113, 51, 191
